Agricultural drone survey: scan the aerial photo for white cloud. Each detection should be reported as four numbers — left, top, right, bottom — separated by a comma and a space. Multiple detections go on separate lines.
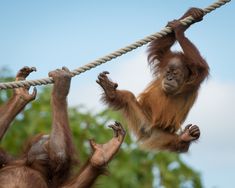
183, 80, 235, 188
110, 52, 152, 94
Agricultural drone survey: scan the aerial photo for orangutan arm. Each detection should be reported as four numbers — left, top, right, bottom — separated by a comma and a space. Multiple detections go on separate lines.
0, 67, 36, 140
61, 122, 125, 188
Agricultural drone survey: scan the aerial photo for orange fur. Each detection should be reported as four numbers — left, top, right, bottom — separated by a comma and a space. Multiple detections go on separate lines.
138, 79, 198, 132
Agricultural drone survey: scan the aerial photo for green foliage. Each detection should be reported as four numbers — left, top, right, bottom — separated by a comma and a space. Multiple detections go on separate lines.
0, 69, 203, 188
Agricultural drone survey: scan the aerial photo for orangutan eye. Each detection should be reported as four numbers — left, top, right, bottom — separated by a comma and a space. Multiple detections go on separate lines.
167, 69, 171, 73
173, 71, 178, 75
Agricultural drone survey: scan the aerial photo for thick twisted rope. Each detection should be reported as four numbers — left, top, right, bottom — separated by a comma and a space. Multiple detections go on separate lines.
0, 0, 231, 90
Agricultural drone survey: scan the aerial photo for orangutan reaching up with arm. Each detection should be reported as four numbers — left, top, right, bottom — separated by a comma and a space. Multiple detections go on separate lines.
97, 8, 209, 153
0, 66, 37, 140
0, 67, 36, 166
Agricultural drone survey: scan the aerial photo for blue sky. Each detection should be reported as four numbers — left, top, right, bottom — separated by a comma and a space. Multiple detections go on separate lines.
0, 1, 235, 187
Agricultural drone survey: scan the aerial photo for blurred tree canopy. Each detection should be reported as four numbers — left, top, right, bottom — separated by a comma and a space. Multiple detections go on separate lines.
0, 67, 203, 188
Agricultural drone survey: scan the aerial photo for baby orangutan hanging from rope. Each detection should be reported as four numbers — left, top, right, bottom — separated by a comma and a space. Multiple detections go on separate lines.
97, 8, 209, 153
0, 67, 125, 188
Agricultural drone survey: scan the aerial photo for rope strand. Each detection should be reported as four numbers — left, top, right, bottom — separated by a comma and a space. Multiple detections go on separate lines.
0, 0, 231, 90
